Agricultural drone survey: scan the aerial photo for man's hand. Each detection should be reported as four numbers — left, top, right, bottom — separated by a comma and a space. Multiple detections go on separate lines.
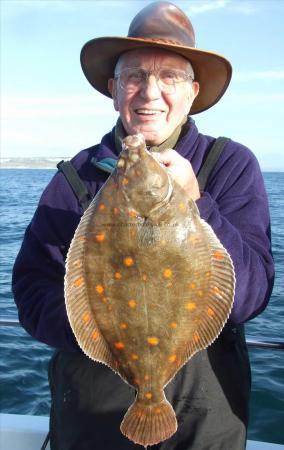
154, 149, 200, 201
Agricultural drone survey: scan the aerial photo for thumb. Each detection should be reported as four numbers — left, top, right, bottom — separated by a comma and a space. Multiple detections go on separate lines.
152, 149, 176, 167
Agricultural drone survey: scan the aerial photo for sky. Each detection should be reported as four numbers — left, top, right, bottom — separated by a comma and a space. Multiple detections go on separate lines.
1, 0, 284, 171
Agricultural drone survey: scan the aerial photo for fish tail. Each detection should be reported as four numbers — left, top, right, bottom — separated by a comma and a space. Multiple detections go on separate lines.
120, 394, 177, 446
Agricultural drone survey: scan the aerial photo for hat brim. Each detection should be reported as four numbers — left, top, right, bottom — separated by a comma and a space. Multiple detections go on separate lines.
80, 37, 232, 115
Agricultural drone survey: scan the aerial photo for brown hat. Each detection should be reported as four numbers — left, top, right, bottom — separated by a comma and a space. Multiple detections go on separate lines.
80, 1, 232, 114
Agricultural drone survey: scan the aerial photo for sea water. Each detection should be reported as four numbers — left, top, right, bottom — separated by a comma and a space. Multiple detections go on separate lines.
0, 169, 283, 444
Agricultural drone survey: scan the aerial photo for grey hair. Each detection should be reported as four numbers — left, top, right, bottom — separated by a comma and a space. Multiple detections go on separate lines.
186, 60, 195, 80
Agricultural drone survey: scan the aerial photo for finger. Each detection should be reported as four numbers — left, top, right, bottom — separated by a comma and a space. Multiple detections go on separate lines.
154, 149, 177, 166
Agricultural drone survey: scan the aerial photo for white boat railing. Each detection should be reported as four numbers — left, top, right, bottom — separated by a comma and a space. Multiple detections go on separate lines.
1, 317, 283, 350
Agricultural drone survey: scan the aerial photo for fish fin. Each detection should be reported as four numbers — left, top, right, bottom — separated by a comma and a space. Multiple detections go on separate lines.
120, 393, 177, 446
184, 218, 235, 358
65, 202, 119, 375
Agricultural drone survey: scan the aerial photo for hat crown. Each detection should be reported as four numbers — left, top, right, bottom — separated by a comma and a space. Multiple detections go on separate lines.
80, 1, 232, 114
128, 1, 196, 48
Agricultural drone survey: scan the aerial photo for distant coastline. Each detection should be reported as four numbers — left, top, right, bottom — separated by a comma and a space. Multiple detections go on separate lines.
0, 158, 282, 172
0, 157, 71, 170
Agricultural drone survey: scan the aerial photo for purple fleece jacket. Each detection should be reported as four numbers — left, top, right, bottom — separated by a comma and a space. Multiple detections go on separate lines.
12, 120, 274, 351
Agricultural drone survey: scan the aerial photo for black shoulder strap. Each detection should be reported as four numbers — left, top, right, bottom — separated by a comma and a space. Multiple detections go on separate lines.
197, 137, 230, 191
57, 160, 92, 211
57, 137, 229, 211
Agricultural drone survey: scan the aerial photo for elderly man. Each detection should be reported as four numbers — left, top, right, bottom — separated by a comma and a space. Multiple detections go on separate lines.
108, 47, 201, 202
12, 2, 274, 450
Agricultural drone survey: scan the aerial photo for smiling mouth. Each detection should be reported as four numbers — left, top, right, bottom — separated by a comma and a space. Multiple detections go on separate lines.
135, 109, 164, 116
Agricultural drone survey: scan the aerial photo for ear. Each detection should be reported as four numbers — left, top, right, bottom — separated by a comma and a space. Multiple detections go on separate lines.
108, 78, 119, 111
192, 81, 200, 99
185, 81, 200, 115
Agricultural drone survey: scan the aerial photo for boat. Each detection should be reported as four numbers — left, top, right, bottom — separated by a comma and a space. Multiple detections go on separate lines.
1, 319, 283, 450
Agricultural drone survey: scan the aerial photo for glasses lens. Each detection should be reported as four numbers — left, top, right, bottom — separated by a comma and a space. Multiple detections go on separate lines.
117, 68, 191, 93
119, 69, 145, 92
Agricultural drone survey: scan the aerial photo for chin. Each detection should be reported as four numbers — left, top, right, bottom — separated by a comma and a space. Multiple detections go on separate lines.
126, 122, 166, 145
136, 129, 164, 146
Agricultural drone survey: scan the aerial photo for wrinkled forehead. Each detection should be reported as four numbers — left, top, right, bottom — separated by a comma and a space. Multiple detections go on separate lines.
115, 47, 193, 73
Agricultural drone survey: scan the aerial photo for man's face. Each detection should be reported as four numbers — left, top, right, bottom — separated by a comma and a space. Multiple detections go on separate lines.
108, 48, 199, 146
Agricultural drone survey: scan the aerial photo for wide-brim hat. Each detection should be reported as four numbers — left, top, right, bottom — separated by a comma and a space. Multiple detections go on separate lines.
80, 1, 232, 114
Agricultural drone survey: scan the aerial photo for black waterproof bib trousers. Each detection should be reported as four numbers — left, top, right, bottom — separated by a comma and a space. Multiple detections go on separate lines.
49, 138, 251, 450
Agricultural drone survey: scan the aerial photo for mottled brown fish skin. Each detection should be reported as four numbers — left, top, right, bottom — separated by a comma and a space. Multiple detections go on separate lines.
64, 134, 235, 447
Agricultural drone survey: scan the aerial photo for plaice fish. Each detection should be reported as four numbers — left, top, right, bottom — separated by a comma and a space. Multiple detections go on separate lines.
65, 134, 235, 447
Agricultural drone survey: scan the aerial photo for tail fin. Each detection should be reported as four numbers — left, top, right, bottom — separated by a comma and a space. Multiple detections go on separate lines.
120, 395, 177, 447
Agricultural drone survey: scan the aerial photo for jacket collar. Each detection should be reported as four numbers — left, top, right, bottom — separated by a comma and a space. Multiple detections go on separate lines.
91, 117, 200, 174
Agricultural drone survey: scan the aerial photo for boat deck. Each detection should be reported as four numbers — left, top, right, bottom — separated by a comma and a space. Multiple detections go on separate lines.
0, 413, 283, 450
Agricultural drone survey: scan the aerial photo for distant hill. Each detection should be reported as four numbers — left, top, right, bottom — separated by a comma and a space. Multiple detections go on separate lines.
0, 157, 71, 169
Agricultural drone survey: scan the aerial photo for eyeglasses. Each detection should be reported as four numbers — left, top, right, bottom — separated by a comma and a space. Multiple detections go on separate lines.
114, 67, 194, 94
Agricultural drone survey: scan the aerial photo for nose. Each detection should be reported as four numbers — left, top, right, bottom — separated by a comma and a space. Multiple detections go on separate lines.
140, 74, 161, 99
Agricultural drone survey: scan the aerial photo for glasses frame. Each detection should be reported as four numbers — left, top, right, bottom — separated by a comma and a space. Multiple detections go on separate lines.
114, 66, 194, 94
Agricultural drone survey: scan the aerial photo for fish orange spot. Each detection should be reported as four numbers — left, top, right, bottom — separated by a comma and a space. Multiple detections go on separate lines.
142, 274, 147, 281
213, 251, 225, 261
212, 286, 221, 295
190, 282, 196, 289
145, 392, 152, 400
114, 341, 125, 350
113, 207, 120, 215
147, 336, 159, 346
114, 272, 122, 280
133, 377, 140, 386
155, 407, 162, 414
74, 277, 84, 288
144, 374, 150, 381
128, 210, 137, 218
168, 354, 177, 363
124, 256, 134, 267
186, 302, 197, 311
128, 299, 137, 308
207, 307, 215, 317
82, 312, 91, 323
170, 321, 178, 329
163, 268, 172, 279
160, 239, 167, 246
98, 203, 106, 211
92, 329, 99, 340
95, 284, 104, 294
131, 353, 139, 360
78, 235, 86, 242
95, 232, 105, 242
102, 297, 108, 303
193, 333, 200, 343
122, 177, 129, 185
205, 271, 211, 277
120, 322, 128, 329
167, 282, 173, 288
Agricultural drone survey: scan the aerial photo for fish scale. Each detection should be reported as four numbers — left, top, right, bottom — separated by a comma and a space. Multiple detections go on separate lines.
65, 133, 235, 447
